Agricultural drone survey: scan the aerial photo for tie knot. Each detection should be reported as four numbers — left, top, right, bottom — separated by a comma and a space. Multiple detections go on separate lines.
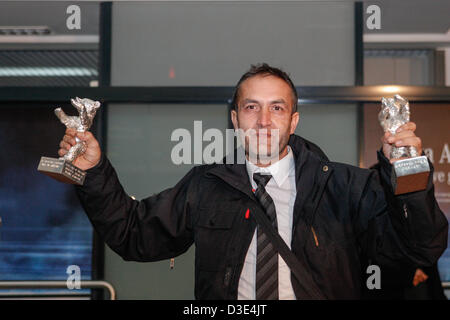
253, 172, 272, 188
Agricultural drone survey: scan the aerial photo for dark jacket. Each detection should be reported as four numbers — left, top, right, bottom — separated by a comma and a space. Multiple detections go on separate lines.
75, 134, 448, 299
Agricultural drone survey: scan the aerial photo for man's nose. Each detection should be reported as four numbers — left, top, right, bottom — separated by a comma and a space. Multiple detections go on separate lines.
257, 108, 272, 127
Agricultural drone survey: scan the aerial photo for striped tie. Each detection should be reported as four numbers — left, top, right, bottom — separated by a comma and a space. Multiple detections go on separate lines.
253, 172, 278, 300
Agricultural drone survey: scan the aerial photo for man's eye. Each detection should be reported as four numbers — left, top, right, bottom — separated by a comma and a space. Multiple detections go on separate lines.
273, 105, 283, 111
246, 105, 256, 110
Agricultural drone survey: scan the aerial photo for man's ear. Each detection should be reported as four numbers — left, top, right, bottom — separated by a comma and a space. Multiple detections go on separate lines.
290, 111, 300, 135
231, 108, 239, 130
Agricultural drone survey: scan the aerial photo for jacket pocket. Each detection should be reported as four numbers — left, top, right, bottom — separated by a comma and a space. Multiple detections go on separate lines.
197, 209, 235, 229
303, 226, 359, 298
195, 205, 238, 271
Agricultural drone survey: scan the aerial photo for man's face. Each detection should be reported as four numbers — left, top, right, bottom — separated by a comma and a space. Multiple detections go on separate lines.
231, 74, 299, 165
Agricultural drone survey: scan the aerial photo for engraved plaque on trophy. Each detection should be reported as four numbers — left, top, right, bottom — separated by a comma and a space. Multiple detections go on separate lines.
38, 97, 100, 185
379, 94, 430, 195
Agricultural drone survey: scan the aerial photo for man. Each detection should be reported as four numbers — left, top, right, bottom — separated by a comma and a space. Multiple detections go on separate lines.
59, 63, 448, 299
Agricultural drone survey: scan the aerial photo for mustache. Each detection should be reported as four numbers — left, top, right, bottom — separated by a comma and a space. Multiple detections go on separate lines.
249, 130, 279, 140
246, 128, 279, 135
236, 128, 281, 143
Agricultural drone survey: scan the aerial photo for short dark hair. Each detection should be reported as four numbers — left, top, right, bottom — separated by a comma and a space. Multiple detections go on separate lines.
231, 63, 298, 113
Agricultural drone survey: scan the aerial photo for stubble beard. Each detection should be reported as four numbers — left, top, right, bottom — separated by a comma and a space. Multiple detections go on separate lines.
236, 125, 288, 166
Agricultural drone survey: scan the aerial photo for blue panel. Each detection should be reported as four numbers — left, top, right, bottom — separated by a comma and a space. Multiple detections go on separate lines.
0, 103, 93, 281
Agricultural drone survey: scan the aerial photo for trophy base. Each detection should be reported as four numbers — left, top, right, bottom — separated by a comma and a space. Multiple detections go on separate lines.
38, 156, 86, 185
391, 155, 430, 195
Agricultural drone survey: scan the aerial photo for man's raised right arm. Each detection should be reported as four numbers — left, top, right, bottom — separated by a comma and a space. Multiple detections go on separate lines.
59, 129, 196, 262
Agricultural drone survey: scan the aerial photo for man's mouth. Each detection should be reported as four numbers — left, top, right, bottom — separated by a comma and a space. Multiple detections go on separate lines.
254, 129, 276, 137
256, 133, 272, 137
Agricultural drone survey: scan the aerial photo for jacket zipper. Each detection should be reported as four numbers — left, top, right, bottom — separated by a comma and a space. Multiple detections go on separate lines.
223, 266, 232, 287
311, 226, 319, 247
302, 162, 332, 247
403, 203, 408, 219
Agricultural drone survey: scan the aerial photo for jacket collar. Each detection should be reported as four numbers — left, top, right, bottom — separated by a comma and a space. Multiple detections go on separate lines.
206, 134, 332, 208
245, 146, 295, 188
288, 135, 332, 226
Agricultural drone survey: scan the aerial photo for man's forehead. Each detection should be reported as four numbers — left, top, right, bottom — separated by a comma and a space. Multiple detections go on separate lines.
239, 76, 292, 98
242, 98, 288, 105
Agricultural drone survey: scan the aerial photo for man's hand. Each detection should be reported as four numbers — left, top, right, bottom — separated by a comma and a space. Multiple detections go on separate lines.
381, 122, 422, 164
58, 128, 102, 171
412, 268, 428, 287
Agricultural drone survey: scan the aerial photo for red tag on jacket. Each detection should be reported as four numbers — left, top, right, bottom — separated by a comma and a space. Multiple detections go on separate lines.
245, 208, 250, 219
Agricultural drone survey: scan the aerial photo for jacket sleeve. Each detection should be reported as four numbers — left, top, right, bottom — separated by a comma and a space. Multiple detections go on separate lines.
354, 150, 448, 268
74, 152, 197, 262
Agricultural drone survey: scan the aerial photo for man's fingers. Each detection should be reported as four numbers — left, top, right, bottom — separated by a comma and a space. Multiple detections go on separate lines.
397, 122, 416, 133
381, 131, 391, 144
382, 124, 423, 160
76, 131, 95, 144
387, 130, 416, 142
63, 135, 77, 146
65, 128, 77, 136
59, 140, 69, 150
393, 136, 422, 149
64, 131, 96, 146
59, 141, 65, 149
58, 148, 67, 157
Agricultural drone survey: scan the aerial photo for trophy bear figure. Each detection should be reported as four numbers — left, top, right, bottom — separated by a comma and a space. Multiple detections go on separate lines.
379, 94, 417, 159
54, 97, 101, 163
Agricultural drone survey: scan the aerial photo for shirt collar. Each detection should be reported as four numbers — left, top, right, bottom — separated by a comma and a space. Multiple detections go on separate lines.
245, 146, 295, 187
